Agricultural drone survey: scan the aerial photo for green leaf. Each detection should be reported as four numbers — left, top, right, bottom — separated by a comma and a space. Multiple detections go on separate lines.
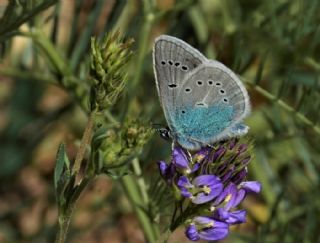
54, 143, 70, 189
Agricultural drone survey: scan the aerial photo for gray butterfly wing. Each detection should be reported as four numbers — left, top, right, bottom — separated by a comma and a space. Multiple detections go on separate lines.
153, 35, 207, 129
178, 61, 250, 117
174, 61, 250, 149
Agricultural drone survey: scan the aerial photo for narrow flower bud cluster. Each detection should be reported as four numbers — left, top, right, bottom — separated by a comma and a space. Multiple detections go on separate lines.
90, 31, 134, 111
158, 138, 261, 241
93, 119, 153, 174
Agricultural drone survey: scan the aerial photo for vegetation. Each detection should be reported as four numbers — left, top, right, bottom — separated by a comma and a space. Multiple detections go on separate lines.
0, 0, 319, 242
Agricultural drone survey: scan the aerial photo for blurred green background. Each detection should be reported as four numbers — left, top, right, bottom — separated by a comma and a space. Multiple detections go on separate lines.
0, 0, 320, 242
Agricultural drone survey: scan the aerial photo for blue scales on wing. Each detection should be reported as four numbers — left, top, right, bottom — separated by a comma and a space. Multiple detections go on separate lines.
173, 105, 234, 149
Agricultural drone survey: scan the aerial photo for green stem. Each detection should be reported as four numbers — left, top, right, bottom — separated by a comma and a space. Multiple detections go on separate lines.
103, 110, 120, 125
130, 3, 154, 92
54, 113, 95, 242
132, 159, 160, 239
121, 175, 158, 243
244, 80, 320, 136
55, 207, 74, 243
72, 112, 95, 177
54, 177, 93, 243
20, 29, 72, 77
112, 0, 139, 32
0, 68, 57, 84
132, 158, 149, 204
304, 57, 320, 71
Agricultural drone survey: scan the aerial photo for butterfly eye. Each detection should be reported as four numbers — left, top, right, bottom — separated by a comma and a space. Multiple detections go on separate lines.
168, 60, 173, 65
159, 128, 171, 141
197, 80, 203, 86
181, 65, 188, 71
175, 62, 180, 67
219, 89, 225, 94
161, 61, 166, 65
185, 88, 192, 93
208, 80, 214, 85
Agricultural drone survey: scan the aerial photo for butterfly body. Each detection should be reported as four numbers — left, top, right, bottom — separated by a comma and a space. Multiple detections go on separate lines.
153, 35, 250, 150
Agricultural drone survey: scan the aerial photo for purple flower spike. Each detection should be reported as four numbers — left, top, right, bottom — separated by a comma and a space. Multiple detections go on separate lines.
185, 217, 229, 241
172, 147, 191, 173
157, 138, 261, 242
191, 175, 223, 204
240, 181, 261, 193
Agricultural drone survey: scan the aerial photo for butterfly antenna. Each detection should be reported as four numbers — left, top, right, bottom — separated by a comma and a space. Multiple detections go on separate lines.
151, 122, 167, 131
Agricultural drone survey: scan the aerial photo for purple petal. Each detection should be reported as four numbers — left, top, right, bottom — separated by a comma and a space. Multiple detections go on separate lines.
185, 224, 200, 241
192, 190, 220, 204
180, 187, 193, 198
214, 183, 237, 208
232, 188, 246, 208
225, 210, 247, 224
224, 183, 238, 210
198, 220, 229, 241
158, 161, 176, 184
193, 175, 221, 187
213, 208, 230, 221
214, 185, 229, 205
192, 217, 230, 240
177, 176, 193, 198
191, 175, 223, 204
172, 147, 190, 172
191, 163, 200, 173
177, 176, 192, 188
194, 216, 214, 225
240, 181, 261, 193
158, 161, 168, 178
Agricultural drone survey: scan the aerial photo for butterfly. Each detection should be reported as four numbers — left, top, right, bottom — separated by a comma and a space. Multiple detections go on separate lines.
153, 35, 251, 150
